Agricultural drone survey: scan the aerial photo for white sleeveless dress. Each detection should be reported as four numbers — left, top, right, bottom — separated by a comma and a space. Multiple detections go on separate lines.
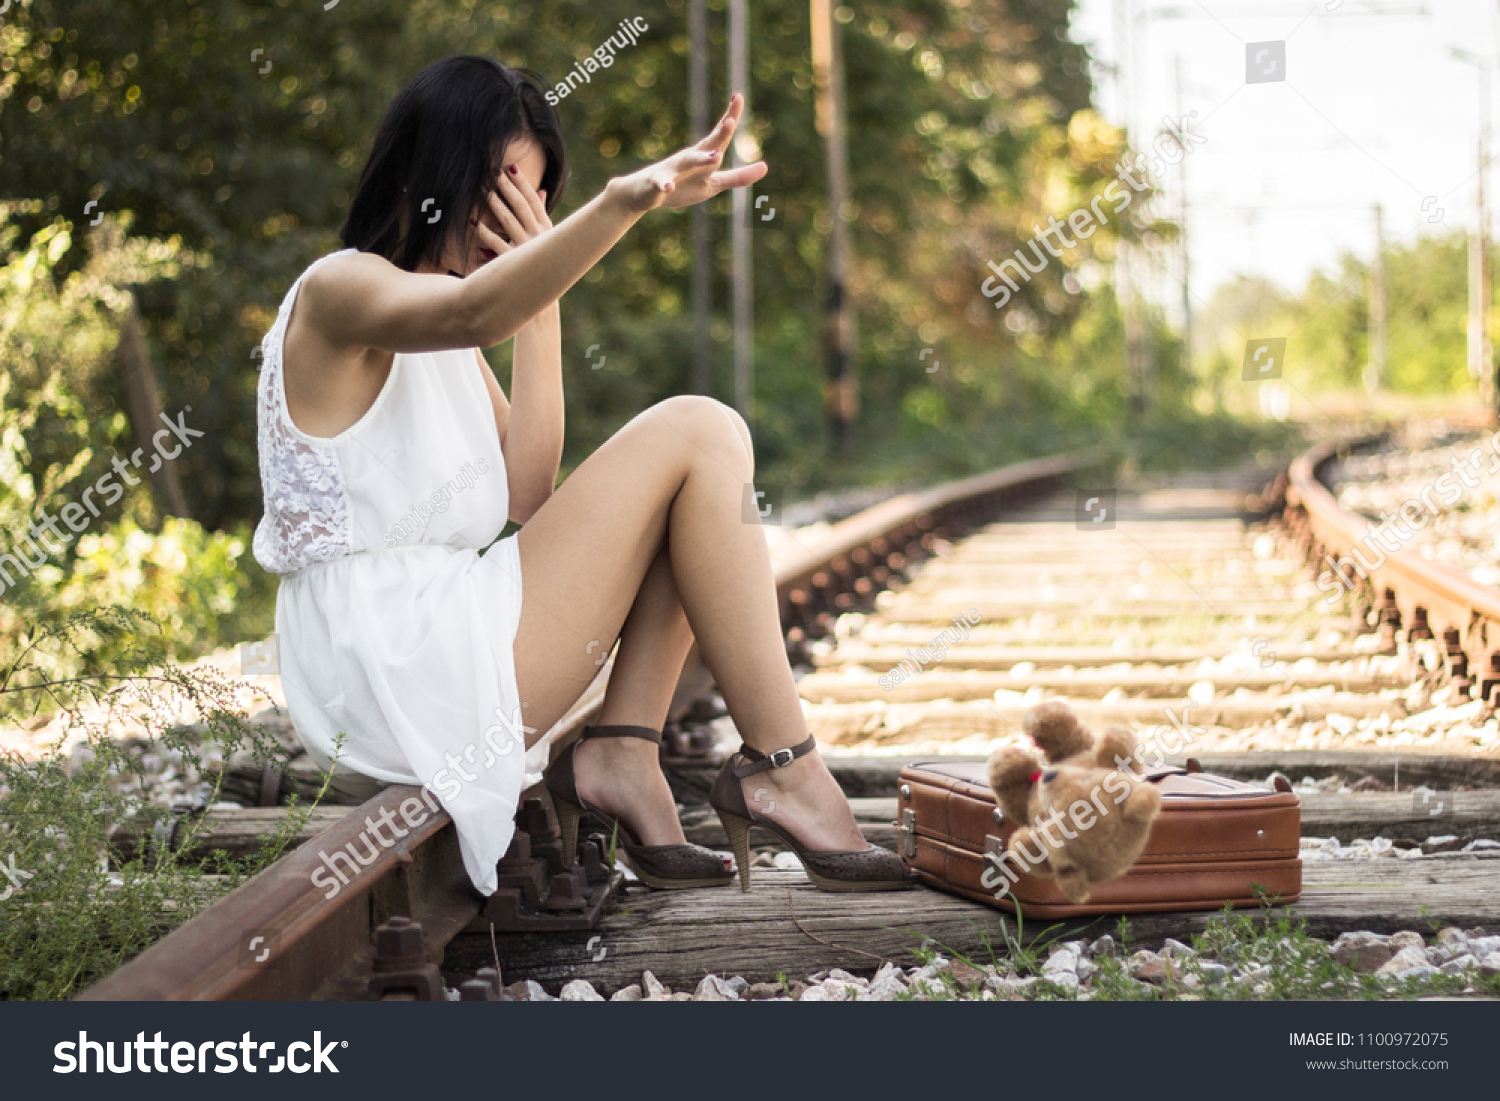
252, 248, 527, 897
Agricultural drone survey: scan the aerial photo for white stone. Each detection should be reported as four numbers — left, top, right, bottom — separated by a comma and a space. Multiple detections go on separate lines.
1376, 946, 1429, 975
642, 970, 668, 999
799, 985, 831, 1001
1463, 839, 1500, 851
724, 975, 749, 996
1199, 962, 1231, 983
865, 964, 908, 1001
560, 979, 604, 1002
1045, 971, 1080, 992
1439, 954, 1476, 975
1162, 938, 1194, 958
1467, 936, 1500, 959
1479, 952, 1500, 975
772, 850, 803, 869
1088, 935, 1117, 957
1393, 964, 1439, 981
610, 984, 643, 1001
1042, 948, 1080, 977
693, 975, 738, 1001
821, 979, 857, 1000
1387, 930, 1424, 952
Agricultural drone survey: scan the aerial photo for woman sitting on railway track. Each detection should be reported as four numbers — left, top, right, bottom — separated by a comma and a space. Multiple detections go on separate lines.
252, 56, 912, 897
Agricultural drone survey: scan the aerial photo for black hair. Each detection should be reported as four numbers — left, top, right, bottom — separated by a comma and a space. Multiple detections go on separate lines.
339, 56, 568, 272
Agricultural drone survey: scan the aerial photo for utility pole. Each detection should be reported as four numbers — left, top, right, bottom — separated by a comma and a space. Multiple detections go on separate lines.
1452, 47, 1494, 412
1175, 55, 1191, 382
728, 0, 752, 420
1113, 0, 1146, 412
689, 0, 712, 397
811, 0, 855, 451
1367, 203, 1386, 395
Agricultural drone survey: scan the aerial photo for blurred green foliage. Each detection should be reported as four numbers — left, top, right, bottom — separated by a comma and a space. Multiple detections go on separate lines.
1197, 233, 1475, 400
1, 0, 1157, 519
0, 205, 267, 663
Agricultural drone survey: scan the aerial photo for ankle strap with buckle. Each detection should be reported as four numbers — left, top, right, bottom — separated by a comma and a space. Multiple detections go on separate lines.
582, 724, 662, 745
732, 734, 817, 778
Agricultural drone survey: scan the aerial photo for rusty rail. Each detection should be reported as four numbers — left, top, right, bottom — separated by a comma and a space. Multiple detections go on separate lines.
78, 450, 1093, 1001
775, 451, 1092, 648
1285, 433, 1500, 706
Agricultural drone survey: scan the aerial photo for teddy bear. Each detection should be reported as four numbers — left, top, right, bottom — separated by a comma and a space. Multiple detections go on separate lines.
986, 700, 1163, 903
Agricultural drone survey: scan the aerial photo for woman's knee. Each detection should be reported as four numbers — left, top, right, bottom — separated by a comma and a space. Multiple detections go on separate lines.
643, 395, 753, 475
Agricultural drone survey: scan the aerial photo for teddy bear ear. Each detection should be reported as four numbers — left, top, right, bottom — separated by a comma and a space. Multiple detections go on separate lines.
1022, 700, 1093, 761
1022, 700, 1078, 741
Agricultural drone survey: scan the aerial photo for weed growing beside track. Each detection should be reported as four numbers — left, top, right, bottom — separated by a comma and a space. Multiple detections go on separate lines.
0, 606, 325, 999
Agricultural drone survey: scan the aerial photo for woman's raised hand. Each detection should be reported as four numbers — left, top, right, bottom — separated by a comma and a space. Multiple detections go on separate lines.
474, 163, 552, 259
608, 92, 767, 215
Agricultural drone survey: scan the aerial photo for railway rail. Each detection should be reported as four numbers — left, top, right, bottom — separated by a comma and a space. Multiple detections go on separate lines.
81, 432, 1500, 1000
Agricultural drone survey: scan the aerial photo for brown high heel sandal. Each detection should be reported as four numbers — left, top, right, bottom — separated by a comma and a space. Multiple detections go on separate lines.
545, 724, 736, 890
709, 734, 915, 892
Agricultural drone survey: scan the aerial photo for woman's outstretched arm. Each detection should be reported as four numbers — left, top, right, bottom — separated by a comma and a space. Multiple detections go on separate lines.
299, 93, 766, 356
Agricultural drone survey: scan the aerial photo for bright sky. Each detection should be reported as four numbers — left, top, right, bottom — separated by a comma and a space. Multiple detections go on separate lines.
1068, 0, 1496, 313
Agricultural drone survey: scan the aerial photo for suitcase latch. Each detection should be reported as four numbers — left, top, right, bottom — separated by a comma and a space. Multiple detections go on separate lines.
898, 808, 916, 857
984, 835, 1006, 864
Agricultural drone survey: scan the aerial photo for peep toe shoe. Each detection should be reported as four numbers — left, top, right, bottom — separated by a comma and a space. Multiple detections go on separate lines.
545, 723, 736, 890
708, 734, 915, 892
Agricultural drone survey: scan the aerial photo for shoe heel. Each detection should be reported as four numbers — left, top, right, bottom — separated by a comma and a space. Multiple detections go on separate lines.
717, 811, 754, 893
554, 796, 583, 865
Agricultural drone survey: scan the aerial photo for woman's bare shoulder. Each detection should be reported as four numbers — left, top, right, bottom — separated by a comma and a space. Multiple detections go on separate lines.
296, 250, 402, 333
303, 249, 396, 295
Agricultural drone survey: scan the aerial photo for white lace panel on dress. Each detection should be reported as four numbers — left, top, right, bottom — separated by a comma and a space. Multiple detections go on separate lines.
251, 268, 354, 575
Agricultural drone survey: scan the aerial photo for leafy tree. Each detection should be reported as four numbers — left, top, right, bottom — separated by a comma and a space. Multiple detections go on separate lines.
3, 0, 1130, 523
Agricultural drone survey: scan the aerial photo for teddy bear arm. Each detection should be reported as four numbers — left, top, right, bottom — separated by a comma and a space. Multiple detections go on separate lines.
987, 747, 1042, 825
1093, 726, 1140, 771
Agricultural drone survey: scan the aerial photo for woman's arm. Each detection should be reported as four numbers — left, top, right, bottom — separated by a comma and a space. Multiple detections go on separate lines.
297, 94, 765, 356
471, 161, 564, 523
500, 302, 562, 522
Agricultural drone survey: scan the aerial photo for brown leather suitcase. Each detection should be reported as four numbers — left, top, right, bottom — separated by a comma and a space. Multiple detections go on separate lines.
895, 759, 1302, 917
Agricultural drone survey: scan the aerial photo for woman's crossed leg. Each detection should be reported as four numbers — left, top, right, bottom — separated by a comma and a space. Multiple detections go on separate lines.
511, 394, 865, 851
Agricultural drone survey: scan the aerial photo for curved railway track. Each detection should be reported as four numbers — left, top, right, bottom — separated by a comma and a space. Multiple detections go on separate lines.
82, 432, 1500, 1000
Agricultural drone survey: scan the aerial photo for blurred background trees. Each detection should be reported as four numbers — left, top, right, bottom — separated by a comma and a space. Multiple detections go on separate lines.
0, 0, 1465, 658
